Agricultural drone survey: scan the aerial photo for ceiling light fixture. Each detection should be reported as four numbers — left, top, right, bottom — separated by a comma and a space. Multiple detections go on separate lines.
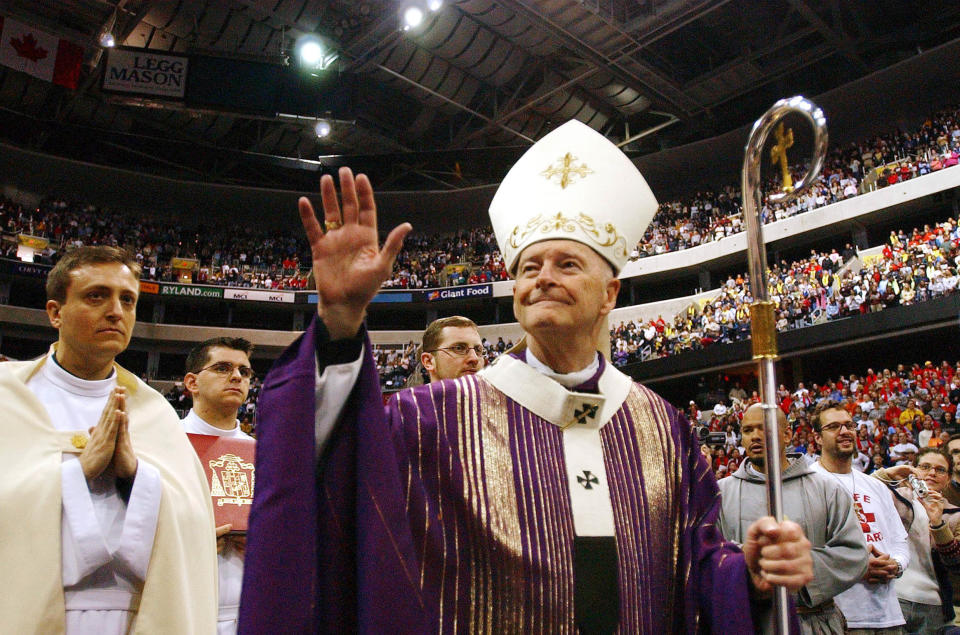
315, 120, 332, 138
299, 40, 323, 66
99, 31, 116, 48
295, 34, 339, 73
402, 6, 425, 31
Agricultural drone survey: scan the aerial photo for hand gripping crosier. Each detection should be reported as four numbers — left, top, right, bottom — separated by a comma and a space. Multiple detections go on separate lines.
741, 96, 828, 634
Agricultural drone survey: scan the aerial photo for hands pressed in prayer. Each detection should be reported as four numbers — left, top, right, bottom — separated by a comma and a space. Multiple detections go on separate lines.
79, 387, 131, 480
299, 167, 411, 340
112, 394, 138, 479
742, 517, 814, 597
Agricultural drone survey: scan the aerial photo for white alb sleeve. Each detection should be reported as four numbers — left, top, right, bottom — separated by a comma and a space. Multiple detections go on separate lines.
60, 459, 113, 585
314, 344, 365, 458
114, 460, 163, 581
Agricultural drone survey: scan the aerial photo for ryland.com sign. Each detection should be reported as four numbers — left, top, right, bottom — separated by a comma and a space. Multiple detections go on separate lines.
160, 283, 223, 299
102, 47, 188, 99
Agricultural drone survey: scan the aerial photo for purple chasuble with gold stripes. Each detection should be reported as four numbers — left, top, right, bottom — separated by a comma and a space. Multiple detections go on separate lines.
390, 364, 758, 633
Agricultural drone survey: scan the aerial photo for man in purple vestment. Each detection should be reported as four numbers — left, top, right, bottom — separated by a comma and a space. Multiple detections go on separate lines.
240, 121, 814, 634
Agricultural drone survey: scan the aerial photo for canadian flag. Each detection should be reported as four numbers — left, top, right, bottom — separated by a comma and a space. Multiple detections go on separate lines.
0, 16, 83, 89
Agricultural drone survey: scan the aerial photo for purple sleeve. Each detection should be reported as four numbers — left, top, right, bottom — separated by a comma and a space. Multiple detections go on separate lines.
239, 316, 426, 634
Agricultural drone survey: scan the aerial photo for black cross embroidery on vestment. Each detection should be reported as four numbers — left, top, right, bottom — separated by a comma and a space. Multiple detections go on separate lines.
574, 403, 599, 425
577, 471, 599, 490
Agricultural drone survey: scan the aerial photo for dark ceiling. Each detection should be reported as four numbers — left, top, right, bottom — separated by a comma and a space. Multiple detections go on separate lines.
2, 0, 960, 191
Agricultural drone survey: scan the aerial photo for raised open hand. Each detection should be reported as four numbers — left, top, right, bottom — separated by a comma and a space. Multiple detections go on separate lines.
300, 167, 411, 339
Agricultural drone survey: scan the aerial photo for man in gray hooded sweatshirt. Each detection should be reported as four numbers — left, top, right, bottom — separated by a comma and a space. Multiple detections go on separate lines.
718, 403, 868, 634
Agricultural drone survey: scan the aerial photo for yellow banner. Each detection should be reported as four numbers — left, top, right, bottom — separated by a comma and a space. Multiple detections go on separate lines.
17, 234, 49, 250
170, 257, 198, 270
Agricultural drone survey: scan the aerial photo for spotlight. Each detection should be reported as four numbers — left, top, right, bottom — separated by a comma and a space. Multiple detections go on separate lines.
427, 0, 443, 10
295, 34, 339, 72
402, 6, 424, 30
315, 120, 331, 138
99, 32, 116, 48
299, 39, 323, 67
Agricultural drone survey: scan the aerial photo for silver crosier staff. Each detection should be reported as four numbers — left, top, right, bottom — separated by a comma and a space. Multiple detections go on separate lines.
741, 96, 828, 634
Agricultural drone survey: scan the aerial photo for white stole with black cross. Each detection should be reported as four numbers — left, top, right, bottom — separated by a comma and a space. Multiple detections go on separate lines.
479, 354, 634, 537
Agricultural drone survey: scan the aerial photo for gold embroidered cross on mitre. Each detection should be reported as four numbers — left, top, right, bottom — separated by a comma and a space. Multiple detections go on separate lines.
541, 152, 594, 189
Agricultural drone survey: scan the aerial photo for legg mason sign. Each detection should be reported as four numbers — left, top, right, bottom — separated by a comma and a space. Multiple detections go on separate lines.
102, 47, 188, 99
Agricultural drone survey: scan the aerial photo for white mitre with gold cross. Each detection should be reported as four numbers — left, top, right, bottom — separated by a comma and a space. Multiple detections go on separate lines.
489, 119, 659, 275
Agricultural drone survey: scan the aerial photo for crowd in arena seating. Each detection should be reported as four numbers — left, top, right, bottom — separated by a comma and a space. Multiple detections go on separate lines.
697, 359, 960, 482
634, 106, 960, 258
611, 216, 960, 367
383, 228, 508, 289
3, 106, 959, 292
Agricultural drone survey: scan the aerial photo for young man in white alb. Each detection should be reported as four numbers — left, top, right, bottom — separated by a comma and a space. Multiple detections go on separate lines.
182, 337, 256, 635
0, 246, 216, 633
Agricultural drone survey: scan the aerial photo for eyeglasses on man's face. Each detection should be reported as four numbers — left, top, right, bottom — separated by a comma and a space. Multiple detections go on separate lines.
199, 361, 255, 380
430, 343, 486, 358
917, 463, 949, 475
820, 421, 856, 434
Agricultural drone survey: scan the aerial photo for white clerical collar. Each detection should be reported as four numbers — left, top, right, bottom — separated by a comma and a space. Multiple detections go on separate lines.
44, 351, 115, 397
524, 349, 600, 389
183, 408, 240, 436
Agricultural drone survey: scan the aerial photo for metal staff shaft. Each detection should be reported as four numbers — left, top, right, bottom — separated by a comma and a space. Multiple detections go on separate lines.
741, 96, 828, 634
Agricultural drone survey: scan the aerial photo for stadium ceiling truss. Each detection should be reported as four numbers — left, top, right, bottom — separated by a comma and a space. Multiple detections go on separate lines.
2, 0, 960, 190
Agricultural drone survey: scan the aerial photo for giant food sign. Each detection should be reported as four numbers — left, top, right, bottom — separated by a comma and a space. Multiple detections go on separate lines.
102, 48, 187, 98
423, 284, 492, 302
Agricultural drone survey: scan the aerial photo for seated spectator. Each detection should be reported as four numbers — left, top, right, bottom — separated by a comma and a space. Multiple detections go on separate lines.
892, 432, 921, 465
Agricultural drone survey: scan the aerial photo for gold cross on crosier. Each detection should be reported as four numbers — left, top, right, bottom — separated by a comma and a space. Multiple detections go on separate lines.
770, 122, 795, 192
541, 152, 593, 189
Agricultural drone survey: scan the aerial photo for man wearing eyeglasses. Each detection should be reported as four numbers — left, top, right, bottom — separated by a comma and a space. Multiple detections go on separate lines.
0, 246, 216, 633
810, 399, 910, 633
182, 336, 255, 635
183, 337, 256, 438
419, 316, 486, 383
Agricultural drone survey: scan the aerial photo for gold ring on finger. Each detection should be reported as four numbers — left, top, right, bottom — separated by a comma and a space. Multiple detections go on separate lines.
325, 220, 343, 231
